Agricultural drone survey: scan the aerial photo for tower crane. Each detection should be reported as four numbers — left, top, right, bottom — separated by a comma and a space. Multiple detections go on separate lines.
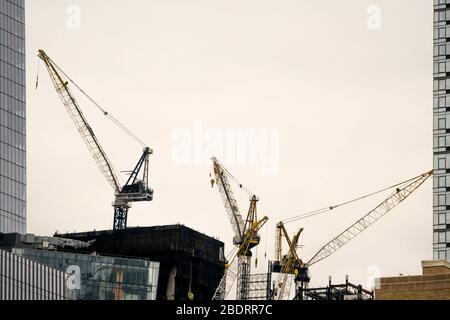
210, 157, 268, 300
273, 170, 433, 300
38, 50, 153, 230
271, 222, 310, 300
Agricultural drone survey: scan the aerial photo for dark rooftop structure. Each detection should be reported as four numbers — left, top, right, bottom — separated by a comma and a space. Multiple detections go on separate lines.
56, 224, 225, 300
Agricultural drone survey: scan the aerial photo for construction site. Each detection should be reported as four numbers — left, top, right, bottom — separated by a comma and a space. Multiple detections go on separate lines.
0, 49, 437, 300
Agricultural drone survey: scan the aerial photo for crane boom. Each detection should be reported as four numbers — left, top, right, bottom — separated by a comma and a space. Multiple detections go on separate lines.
211, 157, 245, 240
306, 170, 433, 266
38, 49, 121, 193
38, 50, 154, 230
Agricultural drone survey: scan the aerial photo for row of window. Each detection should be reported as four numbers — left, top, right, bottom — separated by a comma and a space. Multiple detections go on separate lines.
433, 114, 447, 130
0, 92, 26, 119
0, 56, 26, 86
0, 108, 26, 134
0, 142, 25, 167
0, 27, 24, 55
0, 0, 24, 22
434, 0, 450, 6
434, 9, 450, 23
0, 191, 25, 217
433, 25, 450, 40
0, 12, 24, 39
433, 43, 450, 57
433, 78, 450, 92
433, 134, 450, 148
434, 61, 450, 74
433, 211, 450, 225
0, 125, 26, 151
434, 155, 448, 170
1, 44, 25, 71
434, 175, 450, 188
434, 192, 450, 206
0, 213, 25, 234
0, 156, 26, 184
0, 109, 25, 134
0, 208, 25, 224
433, 249, 449, 260
433, 94, 450, 108
0, 75, 25, 102
0, 176, 26, 201
434, 230, 450, 244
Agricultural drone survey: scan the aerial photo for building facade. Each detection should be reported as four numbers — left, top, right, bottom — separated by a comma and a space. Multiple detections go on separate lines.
433, 0, 450, 260
0, 249, 67, 300
12, 248, 160, 300
0, 0, 26, 234
375, 260, 450, 300
59, 225, 226, 300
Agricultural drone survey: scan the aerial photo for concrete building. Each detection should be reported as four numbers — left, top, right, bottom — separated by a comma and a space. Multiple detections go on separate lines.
375, 260, 450, 300
0, 0, 26, 234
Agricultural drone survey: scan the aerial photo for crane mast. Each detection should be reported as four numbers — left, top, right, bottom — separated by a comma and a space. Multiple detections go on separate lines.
38, 50, 153, 230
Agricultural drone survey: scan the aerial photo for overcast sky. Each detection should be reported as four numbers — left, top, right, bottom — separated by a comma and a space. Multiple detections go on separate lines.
26, 0, 432, 292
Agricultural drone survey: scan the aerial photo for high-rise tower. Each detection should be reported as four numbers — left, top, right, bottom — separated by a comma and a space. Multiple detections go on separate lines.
0, 0, 26, 234
433, 0, 450, 260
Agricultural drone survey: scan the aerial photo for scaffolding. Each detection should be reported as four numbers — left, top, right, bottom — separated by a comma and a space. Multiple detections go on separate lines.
294, 276, 374, 301
239, 261, 273, 300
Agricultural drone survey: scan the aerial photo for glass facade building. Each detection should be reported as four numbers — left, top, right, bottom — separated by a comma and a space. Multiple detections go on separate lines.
0, 249, 67, 300
433, 0, 450, 260
12, 248, 160, 300
0, 0, 26, 234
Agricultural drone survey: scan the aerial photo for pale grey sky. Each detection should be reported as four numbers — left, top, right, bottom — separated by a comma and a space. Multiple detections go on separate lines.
26, 0, 432, 291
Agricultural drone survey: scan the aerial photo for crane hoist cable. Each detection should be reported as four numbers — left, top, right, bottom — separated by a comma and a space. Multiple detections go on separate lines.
212, 157, 254, 196
47, 56, 147, 148
281, 171, 429, 224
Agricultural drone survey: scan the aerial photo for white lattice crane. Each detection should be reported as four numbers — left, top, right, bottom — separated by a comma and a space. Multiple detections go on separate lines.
273, 170, 433, 300
38, 50, 153, 230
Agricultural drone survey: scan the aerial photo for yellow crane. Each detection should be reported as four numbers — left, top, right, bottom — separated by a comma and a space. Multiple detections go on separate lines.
271, 221, 310, 300
273, 170, 433, 300
210, 157, 268, 300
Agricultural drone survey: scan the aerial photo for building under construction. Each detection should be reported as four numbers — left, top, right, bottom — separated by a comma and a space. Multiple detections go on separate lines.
57, 225, 225, 300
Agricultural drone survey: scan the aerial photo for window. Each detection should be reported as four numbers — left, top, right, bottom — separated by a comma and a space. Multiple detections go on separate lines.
438, 157, 446, 169
439, 232, 446, 243
439, 118, 446, 129
438, 194, 446, 206
439, 213, 446, 224
438, 136, 446, 147
439, 176, 446, 187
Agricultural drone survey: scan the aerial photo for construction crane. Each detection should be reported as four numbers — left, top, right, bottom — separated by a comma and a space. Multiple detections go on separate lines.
210, 157, 268, 300
273, 170, 433, 300
37, 50, 153, 230
271, 222, 310, 300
